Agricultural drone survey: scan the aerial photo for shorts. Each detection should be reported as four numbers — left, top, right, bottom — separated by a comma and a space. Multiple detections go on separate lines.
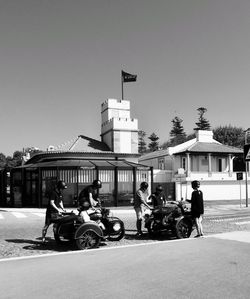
192, 214, 203, 221
44, 212, 62, 226
134, 206, 145, 220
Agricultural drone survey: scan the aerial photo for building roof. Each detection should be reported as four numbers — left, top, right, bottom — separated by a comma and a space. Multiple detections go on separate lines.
174, 142, 243, 155
138, 149, 170, 161
139, 130, 243, 162
52, 135, 112, 153
19, 159, 150, 170
26, 150, 140, 165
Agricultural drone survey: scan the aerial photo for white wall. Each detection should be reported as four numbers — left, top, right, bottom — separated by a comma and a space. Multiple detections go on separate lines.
153, 169, 173, 182
175, 180, 250, 202
119, 131, 132, 153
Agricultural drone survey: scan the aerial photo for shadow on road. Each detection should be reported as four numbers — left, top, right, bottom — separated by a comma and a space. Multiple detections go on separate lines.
5, 238, 109, 253
124, 230, 175, 241
5, 238, 77, 252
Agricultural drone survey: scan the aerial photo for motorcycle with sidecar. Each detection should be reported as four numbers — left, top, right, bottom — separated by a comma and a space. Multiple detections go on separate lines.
144, 200, 195, 239
53, 206, 125, 250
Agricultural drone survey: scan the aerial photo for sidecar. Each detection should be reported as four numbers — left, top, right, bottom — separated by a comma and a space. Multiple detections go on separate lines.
88, 207, 125, 241
53, 213, 103, 250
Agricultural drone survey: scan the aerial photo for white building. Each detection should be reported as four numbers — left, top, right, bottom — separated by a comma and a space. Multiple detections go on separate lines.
101, 99, 138, 154
139, 130, 246, 202
9, 98, 152, 208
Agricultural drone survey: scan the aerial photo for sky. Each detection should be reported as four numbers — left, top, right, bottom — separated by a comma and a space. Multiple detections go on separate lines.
1, 0, 250, 156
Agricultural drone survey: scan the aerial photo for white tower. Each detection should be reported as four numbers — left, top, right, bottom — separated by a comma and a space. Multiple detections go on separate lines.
101, 99, 138, 154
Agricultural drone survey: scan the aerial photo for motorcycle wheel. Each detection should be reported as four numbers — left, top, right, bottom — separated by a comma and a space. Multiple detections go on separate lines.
145, 223, 153, 235
75, 230, 101, 250
107, 227, 125, 241
175, 218, 192, 239
146, 223, 158, 237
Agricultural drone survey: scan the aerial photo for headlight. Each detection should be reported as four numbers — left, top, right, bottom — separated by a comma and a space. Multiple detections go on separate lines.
113, 222, 121, 232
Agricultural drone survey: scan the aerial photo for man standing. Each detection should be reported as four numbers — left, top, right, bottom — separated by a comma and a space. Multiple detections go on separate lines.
42, 180, 67, 243
133, 182, 152, 236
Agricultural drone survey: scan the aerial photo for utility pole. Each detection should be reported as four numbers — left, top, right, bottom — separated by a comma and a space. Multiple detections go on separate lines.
244, 128, 250, 207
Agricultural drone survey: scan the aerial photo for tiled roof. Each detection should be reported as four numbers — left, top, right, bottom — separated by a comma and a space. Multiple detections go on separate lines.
174, 142, 242, 154
139, 133, 243, 162
54, 135, 112, 153
139, 149, 170, 161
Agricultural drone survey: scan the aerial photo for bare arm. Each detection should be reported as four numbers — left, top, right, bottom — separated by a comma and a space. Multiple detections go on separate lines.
89, 192, 98, 208
58, 201, 66, 211
139, 190, 151, 209
50, 200, 64, 213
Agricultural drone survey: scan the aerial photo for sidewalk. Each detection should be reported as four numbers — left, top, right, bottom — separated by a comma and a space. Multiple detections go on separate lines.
204, 200, 250, 216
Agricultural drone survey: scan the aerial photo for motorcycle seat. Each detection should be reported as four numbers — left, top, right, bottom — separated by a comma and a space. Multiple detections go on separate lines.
153, 206, 177, 215
89, 213, 102, 221
54, 214, 79, 224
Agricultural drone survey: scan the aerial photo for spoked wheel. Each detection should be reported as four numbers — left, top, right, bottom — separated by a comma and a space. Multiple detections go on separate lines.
75, 230, 101, 250
175, 218, 192, 239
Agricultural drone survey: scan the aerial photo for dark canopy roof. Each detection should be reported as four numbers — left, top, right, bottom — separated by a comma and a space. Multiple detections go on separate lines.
26, 150, 140, 165
18, 159, 151, 170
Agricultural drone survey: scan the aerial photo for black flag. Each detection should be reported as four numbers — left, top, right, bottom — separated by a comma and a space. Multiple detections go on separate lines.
122, 70, 137, 82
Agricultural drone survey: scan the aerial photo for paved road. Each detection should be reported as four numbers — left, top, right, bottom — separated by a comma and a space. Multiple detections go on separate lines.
1, 232, 250, 299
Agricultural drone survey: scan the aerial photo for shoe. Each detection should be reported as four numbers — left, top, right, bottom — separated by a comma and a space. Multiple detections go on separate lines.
135, 232, 143, 237
41, 237, 46, 243
194, 235, 201, 238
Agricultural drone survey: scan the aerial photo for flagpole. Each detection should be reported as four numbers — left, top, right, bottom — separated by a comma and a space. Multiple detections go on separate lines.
121, 70, 124, 101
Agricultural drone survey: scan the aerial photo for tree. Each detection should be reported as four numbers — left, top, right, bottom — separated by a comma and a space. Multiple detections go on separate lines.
169, 116, 187, 146
5, 151, 23, 170
148, 132, 159, 152
186, 132, 196, 141
3, 147, 42, 170
194, 107, 211, 130
0, 153, 6, 168
213, 125, 245, 148
138, 130, 147, 154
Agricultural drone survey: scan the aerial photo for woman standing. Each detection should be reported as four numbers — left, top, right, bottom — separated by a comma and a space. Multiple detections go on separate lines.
187, 180, 204, 237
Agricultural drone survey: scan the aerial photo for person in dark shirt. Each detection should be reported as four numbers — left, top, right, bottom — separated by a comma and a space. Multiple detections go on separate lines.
78, 180, 102, 210
187, 180, 204, 237
42, 180, 67, 243
149, 185, 167, 208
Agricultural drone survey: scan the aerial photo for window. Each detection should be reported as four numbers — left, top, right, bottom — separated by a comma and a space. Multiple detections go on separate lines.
216, 157, 227, 172
201, 156, 208, 166
181, 157, 186, 170
218, 158, 222, 172
158, 158, 165, 170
